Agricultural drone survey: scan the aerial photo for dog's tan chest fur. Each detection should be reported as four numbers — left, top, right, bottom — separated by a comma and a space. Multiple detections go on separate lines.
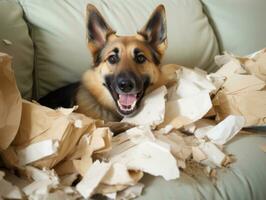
76, 85, 120, 121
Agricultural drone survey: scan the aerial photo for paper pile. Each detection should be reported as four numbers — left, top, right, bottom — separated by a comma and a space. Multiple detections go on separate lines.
0, 53, 22, 150
0, 49, 265, 199
213, 49, 266, 126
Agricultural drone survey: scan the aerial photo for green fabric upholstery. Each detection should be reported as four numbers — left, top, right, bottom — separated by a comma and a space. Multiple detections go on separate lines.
202, 0, 266, 55
138, 134, 266, 200
0, 0, 34, 99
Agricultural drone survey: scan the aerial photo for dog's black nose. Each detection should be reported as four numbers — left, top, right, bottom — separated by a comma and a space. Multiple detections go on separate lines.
117, 77, 135, 93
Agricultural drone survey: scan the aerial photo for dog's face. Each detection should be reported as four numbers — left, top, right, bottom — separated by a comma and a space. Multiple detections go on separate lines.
84, 4, 167, 117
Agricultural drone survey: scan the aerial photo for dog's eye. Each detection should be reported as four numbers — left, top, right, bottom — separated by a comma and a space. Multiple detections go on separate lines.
108, 55, 119, 64
135, 54, 146, 64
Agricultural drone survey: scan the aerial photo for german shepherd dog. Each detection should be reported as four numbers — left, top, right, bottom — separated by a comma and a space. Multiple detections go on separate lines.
39, 4, 176, 122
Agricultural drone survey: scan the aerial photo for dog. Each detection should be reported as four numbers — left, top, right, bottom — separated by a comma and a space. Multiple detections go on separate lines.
39, 4, 177, 122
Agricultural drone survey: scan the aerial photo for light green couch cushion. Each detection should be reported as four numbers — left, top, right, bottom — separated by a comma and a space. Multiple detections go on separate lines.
0, 0, 34, 99
19, 0, 219, 99
202, 0, 266, 55
138, 134, 266, 200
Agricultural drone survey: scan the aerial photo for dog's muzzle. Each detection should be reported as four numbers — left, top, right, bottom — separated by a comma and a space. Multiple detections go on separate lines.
105, 72, 150, 116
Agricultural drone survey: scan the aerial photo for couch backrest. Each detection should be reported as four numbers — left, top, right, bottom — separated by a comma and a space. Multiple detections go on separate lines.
17, 0, 219, 99
0, 0, 34, 99
202, 0, 266, 55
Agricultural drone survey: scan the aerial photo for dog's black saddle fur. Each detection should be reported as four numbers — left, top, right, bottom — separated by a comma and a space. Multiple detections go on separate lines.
38, 82, 80, 109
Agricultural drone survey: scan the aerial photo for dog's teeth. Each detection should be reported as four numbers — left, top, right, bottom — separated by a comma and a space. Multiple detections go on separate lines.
117, 99, 137, 112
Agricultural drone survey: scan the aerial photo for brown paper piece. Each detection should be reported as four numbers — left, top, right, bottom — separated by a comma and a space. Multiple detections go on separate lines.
192, 146, 207, 162
0, 147, 19, 168
55, 127, 112, 176
1, 101, 97, 169
222, 74, 265, 94
236, 48, 266, 81
61, 173, 79, 186
0, 171, 23, 199
72, 154, 93, 176
0, 53, 22, 150
90, 128, 113, 154
213, 90, 266, 126
103, 122, 135, 135
13, 100, 57, 146
32, 112, 95, 168
213, 53, 266, 127
54, 160, 76, 176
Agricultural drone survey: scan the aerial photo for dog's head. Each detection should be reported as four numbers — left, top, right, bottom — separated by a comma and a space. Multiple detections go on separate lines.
84, 4, 167, 117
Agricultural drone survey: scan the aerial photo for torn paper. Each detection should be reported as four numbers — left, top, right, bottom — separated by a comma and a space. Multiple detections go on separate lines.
0, 53, 22, 150
161, 91, 212, 129
23, 167, 59, 197
122, 86, 167, 128
116, 183, 144, 200
184, 119, 216, 139
192, 146, 207, 162
17, 139, 59, 166
199, 142, 226, 167
234, 48, 266, 81
76, 160, 111, 198
213, 52, 266, 127
4, 101, 97, 169
102, 163, 143, 186
155, 131, 192, 166
205, 115, 245, 145
213, 90, 266, 126
13, 100, 57, 146
175, 67, 217, 98
0, 171, 23, 199
107, 127, 179, 181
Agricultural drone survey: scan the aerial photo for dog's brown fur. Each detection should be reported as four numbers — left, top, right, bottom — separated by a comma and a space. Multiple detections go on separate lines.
76, 4, 178, 121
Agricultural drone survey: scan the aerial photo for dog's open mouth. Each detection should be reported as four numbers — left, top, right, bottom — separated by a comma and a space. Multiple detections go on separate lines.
117, 93, 140, 114
105, 74, 150, 117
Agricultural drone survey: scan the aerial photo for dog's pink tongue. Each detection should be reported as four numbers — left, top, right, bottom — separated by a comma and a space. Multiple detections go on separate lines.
119, 94, 137, 106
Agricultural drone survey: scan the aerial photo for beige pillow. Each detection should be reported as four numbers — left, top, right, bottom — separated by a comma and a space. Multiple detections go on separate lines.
0, 0, 34, 99
19, 0, 219, 98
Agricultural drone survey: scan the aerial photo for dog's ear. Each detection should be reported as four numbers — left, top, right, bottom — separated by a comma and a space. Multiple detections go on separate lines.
86, 4, 115, 63
139, 5, 167, 58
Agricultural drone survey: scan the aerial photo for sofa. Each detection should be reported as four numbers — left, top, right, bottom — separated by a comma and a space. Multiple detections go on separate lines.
0, 0, 266, 199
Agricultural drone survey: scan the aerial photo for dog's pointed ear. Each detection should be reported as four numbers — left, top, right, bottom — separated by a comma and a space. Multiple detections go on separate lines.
139, 5, 167, 57
86, 4, 115, 62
